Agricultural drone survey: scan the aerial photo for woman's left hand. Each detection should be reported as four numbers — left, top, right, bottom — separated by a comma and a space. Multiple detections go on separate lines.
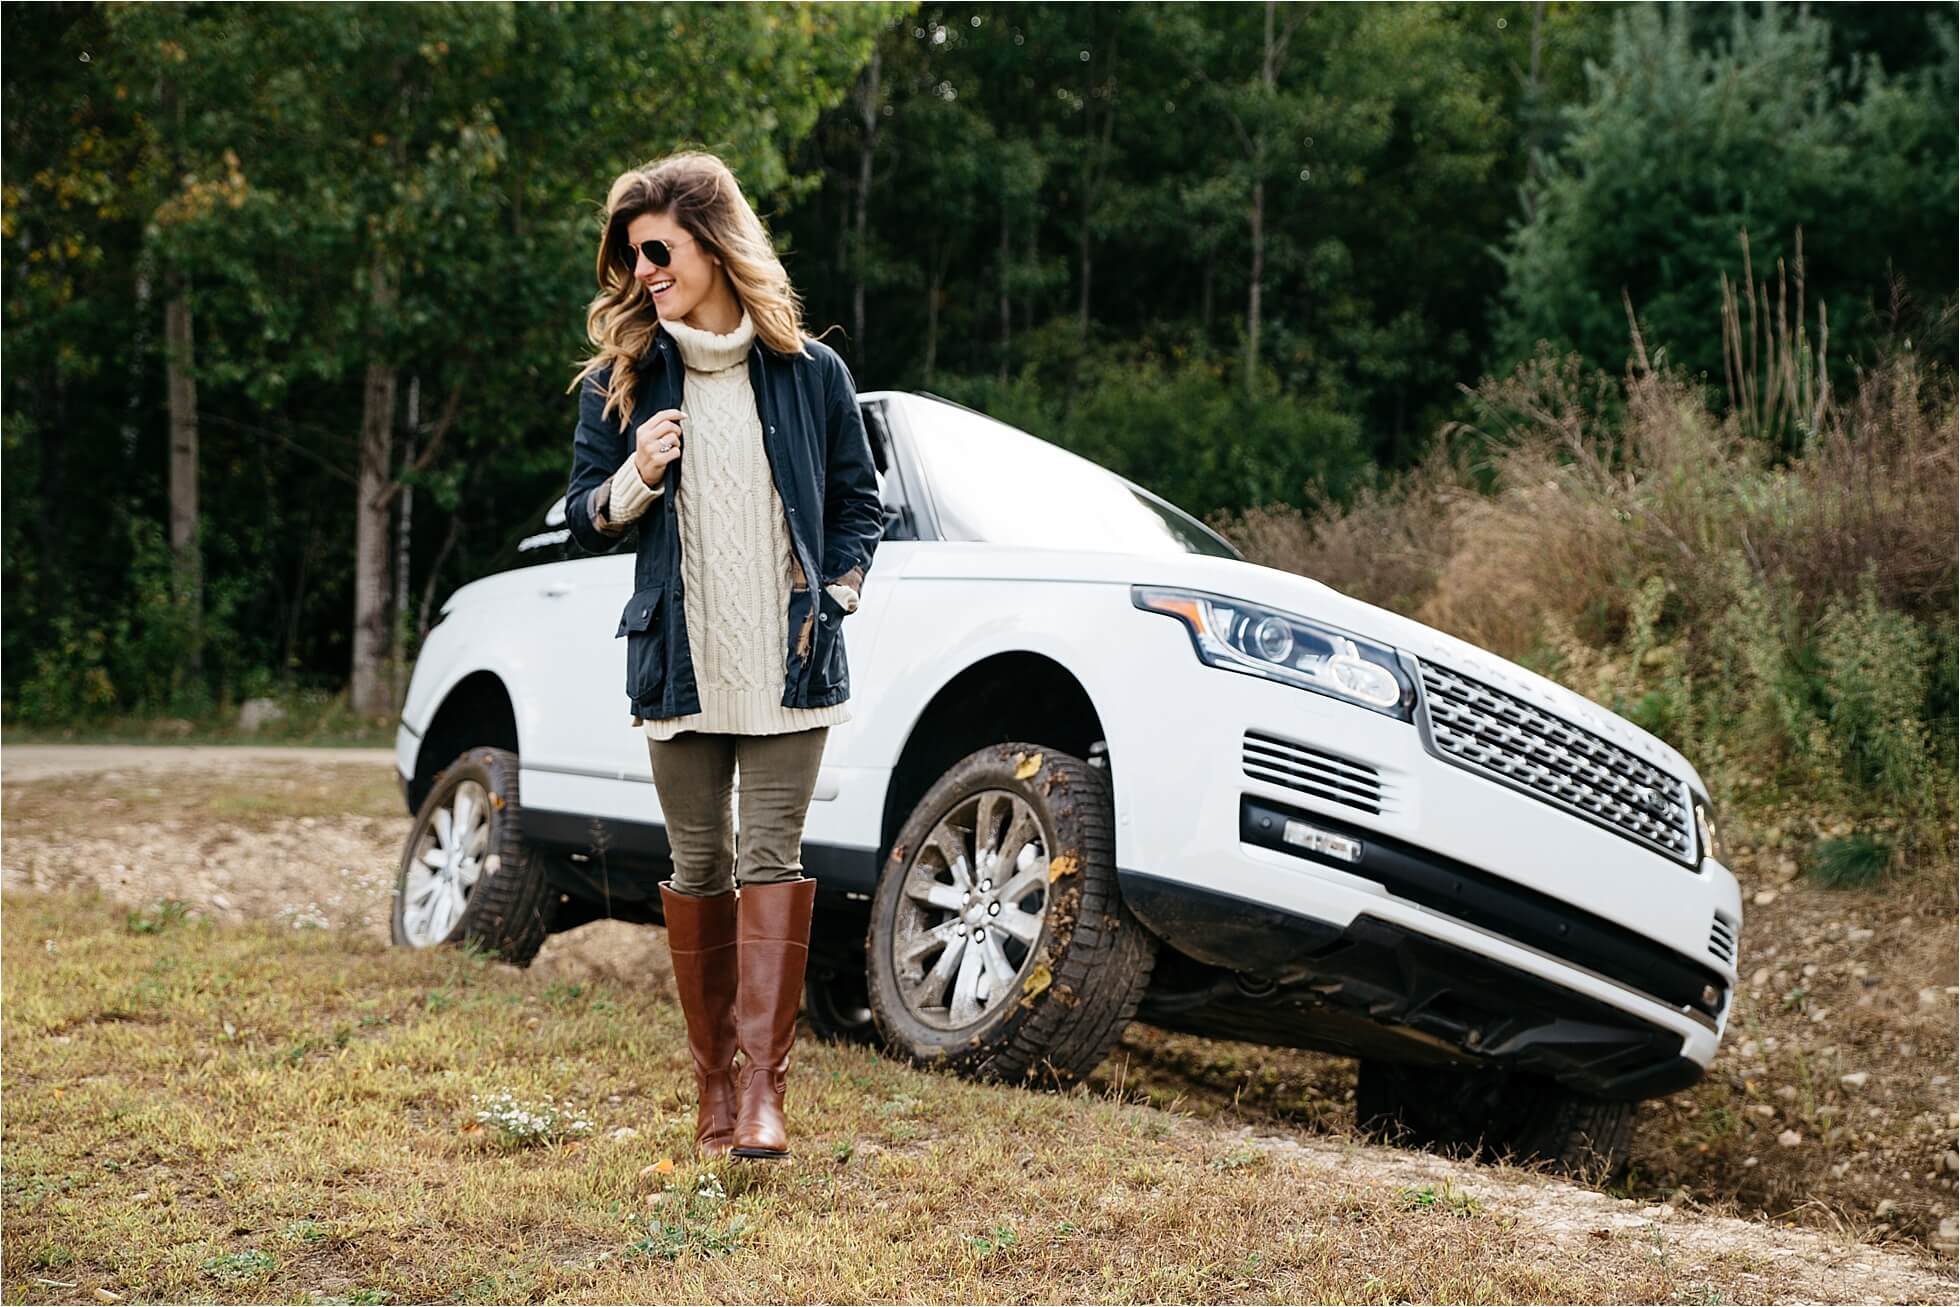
823, 566, 864, 614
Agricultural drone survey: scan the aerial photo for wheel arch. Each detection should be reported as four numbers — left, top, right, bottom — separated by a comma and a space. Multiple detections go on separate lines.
879, 650, 1110, 870
408, 670, 520, 814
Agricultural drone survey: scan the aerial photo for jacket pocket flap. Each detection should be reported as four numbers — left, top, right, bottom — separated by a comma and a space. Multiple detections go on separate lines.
615, 585, 664, 637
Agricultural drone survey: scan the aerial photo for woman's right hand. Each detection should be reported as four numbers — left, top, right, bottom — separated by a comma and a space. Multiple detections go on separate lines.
633, 408, 687, 484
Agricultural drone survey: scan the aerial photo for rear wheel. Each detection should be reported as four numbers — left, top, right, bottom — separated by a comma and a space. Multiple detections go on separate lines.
803, 952, 881, 1047
1355, 1059, 1634, 1180
392, 747, 555, 967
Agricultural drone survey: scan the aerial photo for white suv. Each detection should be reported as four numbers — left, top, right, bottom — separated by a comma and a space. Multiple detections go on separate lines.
392, 390, 1742, 1174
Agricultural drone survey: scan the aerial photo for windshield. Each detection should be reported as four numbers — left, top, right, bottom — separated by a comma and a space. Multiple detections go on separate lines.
905, 399, 1243, 559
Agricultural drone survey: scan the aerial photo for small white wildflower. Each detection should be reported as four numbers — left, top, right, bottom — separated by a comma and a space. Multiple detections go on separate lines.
470, 1090, 593, 1146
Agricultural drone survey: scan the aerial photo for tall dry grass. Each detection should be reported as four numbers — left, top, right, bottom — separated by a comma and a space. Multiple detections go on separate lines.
1210, 332, 1957, 879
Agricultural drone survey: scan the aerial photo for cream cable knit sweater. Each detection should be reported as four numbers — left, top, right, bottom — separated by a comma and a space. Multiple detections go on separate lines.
603, 308, 851, 738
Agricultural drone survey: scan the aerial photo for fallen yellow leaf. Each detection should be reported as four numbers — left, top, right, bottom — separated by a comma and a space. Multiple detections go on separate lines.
654, 1157, 675, 1174
1047, 853, 1078, 882
1023, 962, 1052, 998
1014, 752, 1043, 780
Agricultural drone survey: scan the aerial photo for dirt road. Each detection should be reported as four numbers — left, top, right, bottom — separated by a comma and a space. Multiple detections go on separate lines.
0, 743, 398, 782
0, 742, 675, 991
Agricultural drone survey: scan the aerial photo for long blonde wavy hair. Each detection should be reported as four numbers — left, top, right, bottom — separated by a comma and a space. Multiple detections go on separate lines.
567, 150, 816, 431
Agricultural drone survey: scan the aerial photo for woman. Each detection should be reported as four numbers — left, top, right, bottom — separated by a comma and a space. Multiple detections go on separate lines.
561, 151, 883, 1162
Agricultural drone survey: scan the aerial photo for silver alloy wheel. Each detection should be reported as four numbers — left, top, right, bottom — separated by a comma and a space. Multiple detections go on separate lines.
893, 788, 1050, 1030
401, 778, 491, 946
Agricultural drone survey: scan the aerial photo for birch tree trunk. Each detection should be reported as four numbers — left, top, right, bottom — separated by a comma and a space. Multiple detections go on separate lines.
1245, 0, 1278, 398
852, 46, 881, 362
1077, 16, 1120, 338
349, 244, 398, 719
998, 199, 1012, 384
161, 67, 203, 681
392, 373, 418, 709
165, 286, 203, 680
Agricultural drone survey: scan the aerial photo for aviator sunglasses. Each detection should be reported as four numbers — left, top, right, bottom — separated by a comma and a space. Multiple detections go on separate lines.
621, 233, 698, 270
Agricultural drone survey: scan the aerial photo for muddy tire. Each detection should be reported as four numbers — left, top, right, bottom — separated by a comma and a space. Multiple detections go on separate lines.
391, 747, 555, 967
1355, 1059, 1634, 1179
865, 742, 1156, 1089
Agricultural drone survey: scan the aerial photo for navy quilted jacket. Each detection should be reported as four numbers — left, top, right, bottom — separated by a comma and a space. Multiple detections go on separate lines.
563, 326, 882, 720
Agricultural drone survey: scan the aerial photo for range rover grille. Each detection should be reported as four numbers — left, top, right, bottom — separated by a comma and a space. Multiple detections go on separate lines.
1242, 731, 1389, 816
1416, 661, 1694, 864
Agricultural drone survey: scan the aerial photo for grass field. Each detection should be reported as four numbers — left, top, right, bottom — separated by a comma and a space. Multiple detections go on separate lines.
4, 887, 1953, 1306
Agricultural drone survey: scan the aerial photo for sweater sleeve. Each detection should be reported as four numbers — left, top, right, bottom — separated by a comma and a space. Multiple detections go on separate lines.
566, 368, 658, 554
603, 454, 664, 527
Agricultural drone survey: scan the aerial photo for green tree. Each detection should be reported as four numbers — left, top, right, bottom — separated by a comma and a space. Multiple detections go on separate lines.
1493, 1, 1958, 390
3, 2, 893, 721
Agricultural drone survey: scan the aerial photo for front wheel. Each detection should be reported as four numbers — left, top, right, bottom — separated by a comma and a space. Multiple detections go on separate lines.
391, 747, 555, 967
1354, 1059, 1634, 1180
866, 742, 1156, 1089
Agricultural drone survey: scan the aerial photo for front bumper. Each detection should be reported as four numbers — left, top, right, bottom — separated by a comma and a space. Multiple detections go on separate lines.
1107, 621, 1741, 1095
1124, 871, 1705, 1101
1122, 797, 1722, 1100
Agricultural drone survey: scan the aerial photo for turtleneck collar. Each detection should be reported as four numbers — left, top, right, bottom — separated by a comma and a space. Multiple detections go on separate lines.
661, 306, 755, 373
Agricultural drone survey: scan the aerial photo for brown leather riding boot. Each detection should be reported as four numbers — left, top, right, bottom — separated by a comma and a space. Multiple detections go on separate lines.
729, 876, 817, 1160
658, 881, 741, 1158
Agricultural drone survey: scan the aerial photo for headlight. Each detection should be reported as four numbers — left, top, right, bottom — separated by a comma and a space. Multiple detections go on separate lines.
1693, 793, 1726, 865
1132, 584, 1416, 720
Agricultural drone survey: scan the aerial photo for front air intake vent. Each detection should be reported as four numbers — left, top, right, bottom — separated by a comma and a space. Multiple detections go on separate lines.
1243, 731, 1389, 816
1708, 910, 1739, 965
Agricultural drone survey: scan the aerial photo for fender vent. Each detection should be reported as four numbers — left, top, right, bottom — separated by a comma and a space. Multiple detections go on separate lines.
1242, 731, 1389, 816
1708, 910, 1739, 965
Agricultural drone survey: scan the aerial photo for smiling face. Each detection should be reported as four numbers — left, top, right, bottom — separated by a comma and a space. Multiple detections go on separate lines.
624, 210, 729, 329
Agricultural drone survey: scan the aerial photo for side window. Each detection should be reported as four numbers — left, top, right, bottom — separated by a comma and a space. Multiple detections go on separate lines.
863, 401, 918, 542
490, 492, 626, 572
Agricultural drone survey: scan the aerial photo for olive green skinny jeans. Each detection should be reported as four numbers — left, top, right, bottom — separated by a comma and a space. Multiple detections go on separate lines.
646, 726, 829, 897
